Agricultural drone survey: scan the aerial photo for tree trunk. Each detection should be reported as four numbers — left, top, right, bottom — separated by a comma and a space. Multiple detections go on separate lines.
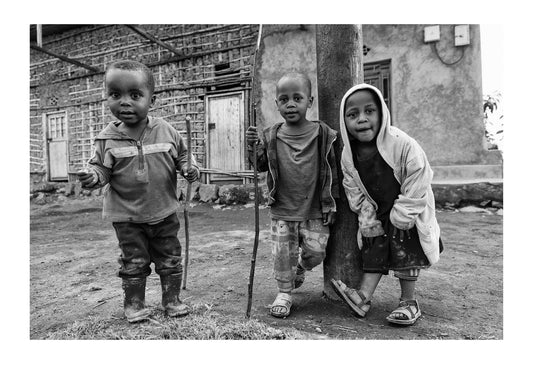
316, 24, 364, 299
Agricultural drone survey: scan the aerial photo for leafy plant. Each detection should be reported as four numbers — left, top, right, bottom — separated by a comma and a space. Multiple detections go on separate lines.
483, 91, 503, 155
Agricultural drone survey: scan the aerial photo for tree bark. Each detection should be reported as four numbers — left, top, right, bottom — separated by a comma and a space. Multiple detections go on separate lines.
316, 24, 364, 299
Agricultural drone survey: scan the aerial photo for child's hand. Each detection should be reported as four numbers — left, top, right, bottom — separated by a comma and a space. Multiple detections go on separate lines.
322, 211, 336, 226
392, 226, 412, 242
181, 166, 199, 183
246, 126, 259, 146
76, 169, 98, 188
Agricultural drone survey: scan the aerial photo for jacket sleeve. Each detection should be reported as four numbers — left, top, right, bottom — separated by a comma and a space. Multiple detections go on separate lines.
342, 163, 365, 214
87, 139, 112, 187
174, 132, 200, 175
390, 144, 433, 230
342, 163, 385, 237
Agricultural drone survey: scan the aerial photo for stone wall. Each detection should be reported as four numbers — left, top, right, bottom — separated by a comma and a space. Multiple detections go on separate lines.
30, 179, 502, 213
30, 180, 270, 206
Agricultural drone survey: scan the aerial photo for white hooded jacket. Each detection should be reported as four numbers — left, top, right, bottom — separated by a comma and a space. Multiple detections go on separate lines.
339, 83, 441, 265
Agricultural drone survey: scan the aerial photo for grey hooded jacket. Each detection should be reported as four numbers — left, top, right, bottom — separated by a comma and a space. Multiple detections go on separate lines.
339, 84, 441, 265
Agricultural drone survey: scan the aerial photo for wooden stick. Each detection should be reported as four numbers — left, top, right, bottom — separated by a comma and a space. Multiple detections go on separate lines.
246, 138, 260, 318
30, 44, 100, 72
246, 24, 263, 319
200, 168, 254, 179
182, 115, 192, 290
125, 25, 183, 57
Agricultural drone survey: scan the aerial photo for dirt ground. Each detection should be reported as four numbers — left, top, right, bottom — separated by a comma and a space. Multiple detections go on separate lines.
30, 197, 503, 340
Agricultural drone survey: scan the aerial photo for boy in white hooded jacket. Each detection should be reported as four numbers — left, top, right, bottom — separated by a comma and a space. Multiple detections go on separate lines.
330, 83, 443, 325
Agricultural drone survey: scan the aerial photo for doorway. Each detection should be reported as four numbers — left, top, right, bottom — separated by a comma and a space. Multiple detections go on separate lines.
206, 92, 245, 184
45, 111, 68, 181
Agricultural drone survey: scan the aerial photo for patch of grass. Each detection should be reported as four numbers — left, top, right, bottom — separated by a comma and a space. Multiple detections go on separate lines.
44, 306, 316, 340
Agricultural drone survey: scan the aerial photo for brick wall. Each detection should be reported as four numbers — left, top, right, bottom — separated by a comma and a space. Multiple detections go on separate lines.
30, 24, 259, 179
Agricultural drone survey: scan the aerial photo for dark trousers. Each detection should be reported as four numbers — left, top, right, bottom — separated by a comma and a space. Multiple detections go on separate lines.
112, 213, 182, 279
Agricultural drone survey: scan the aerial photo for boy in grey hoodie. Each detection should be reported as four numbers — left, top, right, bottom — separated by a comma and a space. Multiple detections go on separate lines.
77, 60, 199, 323
331, 84, 443, 325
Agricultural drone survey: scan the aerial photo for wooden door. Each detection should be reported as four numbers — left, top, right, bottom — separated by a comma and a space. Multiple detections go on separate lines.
206, 92, 245, 184
46, 112, 68, 181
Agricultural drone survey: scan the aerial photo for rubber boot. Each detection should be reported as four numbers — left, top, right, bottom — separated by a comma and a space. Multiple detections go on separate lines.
122, 277, 151, 323
160, 273, 190, 317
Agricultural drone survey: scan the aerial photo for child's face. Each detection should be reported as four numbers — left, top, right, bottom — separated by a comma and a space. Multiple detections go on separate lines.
275, 77, 313, 125
105, 68, 155, 127
344, 90, 382, 143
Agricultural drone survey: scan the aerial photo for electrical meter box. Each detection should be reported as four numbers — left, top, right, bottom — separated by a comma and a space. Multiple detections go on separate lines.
424, 25, 440, 43
454, 25, 470, 46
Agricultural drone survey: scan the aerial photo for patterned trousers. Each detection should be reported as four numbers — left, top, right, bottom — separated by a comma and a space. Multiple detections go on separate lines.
271, 218, 330, 292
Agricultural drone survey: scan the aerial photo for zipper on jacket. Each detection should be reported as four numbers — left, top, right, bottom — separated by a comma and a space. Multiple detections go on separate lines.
266, 123, 283, 202
136, 140, 144, 170
324, 132, 337, 207
320, 127, 333, 193
136, 126, 148, 170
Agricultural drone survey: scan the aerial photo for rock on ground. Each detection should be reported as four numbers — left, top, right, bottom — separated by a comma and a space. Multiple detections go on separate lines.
198, 184, 219, 202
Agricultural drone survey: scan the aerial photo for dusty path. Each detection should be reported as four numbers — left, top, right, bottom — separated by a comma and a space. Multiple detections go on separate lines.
30, 197, 502, 339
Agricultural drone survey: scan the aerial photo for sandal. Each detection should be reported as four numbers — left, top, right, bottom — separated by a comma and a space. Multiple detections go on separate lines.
386, 299, 421, 325
294, 264, 306, 289
270, 292, 292, 318
330, 279, 371, 317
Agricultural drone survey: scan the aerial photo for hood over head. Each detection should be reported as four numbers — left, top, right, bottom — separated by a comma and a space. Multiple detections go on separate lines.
339, 83, 391, 159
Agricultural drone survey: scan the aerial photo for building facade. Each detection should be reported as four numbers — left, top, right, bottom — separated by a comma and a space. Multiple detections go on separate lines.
30, 24, 501, 187
256, 24, 502, 182
30, 24, 259, 185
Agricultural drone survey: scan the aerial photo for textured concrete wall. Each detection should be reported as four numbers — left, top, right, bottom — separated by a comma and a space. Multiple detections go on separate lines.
256, 24, 502, 180
362, 24, 501, 168
256, 25, 319, 129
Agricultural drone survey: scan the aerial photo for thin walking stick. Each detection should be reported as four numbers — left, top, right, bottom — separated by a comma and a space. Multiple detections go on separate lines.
246, 111, 260, 319
182, 115, 192, 290
246, 24, 263, 319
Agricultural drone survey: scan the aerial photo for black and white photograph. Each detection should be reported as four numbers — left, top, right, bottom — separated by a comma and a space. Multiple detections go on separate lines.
5, 1, 531, 375
29, 22, 503, 338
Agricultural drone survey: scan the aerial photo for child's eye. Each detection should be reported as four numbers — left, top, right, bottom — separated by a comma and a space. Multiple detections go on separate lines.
294, 97, 301, 102
131, 93, 142, 100
365, 109, 375, 115
279, 98, 288, 104
109, 92, 120, 99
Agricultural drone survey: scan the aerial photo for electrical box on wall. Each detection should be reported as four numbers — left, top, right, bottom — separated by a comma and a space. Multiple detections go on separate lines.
424, 25, 440, 43
454, 25, 470, 46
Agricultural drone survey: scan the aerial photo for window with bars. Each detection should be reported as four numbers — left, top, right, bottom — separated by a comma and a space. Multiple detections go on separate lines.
364, 60, 392, 121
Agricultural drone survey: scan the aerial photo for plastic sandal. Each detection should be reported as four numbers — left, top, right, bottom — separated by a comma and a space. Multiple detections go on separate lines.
269, 292, 293, 318
330, 279, 371, 317
386, 299, 421, 325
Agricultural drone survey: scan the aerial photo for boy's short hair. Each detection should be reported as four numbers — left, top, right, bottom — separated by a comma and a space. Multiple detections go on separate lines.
277, 72, 312, 96
105, 60, 155, 93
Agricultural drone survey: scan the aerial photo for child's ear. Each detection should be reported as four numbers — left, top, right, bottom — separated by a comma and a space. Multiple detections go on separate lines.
308, 96, 314, 108
150, 94, 156, 107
